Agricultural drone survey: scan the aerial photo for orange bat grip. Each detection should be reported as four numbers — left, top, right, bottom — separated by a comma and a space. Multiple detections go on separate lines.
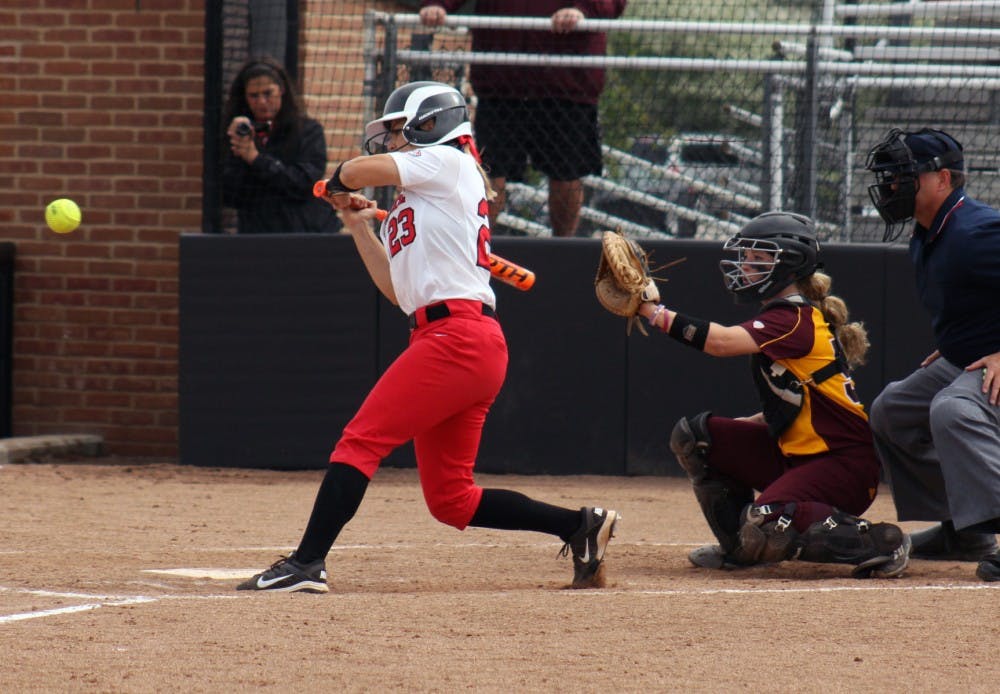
486, 253, 536, 291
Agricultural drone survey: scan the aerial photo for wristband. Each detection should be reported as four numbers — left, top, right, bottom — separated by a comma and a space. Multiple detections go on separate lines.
325, 162, 359, 195
649, 304, 667, 330
667, 312, 710, 351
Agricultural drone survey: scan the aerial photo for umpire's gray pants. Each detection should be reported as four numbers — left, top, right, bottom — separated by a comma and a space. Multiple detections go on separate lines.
870, 357, 1000, 530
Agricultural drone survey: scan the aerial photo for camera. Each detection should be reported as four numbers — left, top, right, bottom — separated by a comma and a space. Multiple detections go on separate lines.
235, 120, 271, 138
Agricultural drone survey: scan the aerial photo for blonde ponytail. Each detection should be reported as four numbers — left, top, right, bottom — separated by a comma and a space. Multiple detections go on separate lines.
798, 271, 870, 367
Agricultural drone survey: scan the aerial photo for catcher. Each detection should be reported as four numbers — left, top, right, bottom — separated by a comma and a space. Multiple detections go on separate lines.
595, 213, 911, 577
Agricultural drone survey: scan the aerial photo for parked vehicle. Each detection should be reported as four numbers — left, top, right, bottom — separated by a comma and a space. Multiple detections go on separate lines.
591, 133, 763, 238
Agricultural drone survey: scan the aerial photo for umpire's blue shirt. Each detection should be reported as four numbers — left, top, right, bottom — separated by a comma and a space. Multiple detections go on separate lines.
910, 187, 1000, 368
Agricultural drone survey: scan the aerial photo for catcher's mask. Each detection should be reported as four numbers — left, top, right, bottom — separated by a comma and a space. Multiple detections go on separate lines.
719, 211, 820, 304
363, 81, 472, 155
864, 128, 964, 242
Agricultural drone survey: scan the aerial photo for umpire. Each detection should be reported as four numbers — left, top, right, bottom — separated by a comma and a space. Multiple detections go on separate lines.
865, 127, 1000, 581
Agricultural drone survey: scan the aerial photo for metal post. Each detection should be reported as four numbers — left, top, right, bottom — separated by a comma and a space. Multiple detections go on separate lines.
368, 13, 399, 212
839, 84, 855, 241
820, 0, 836, 50
201, 0, 224, 233
362, 10, 379, 132
762, 73, 785, 211
795, 29, 819, 218
761, 74, 774, 210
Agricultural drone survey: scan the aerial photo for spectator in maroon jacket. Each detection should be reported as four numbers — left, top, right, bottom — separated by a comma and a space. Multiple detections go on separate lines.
420, 1, 628, 237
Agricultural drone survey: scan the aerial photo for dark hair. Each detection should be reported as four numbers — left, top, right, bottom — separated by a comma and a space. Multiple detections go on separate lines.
221, 56, 306, 145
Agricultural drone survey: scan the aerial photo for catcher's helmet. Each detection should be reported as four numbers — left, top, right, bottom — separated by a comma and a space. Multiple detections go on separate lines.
719, 211, 820, 304
363, 81, 472, 155
864, 128, 964, 242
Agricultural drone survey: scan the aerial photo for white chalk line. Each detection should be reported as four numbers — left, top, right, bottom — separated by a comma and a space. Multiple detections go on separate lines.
4, 533, 998, 625
0, 597, 156, 624
4, 575, 997, 626
601, 582, 1000, 596
0, 586, 238, 624
0, 539, 711, 622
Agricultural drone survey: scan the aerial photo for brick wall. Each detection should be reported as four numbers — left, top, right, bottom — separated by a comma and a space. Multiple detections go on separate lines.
3, 0, 408, 457
3, 0, 206, 456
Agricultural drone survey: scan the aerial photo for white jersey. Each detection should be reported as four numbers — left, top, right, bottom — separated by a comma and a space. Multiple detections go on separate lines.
384, 145, 495, 316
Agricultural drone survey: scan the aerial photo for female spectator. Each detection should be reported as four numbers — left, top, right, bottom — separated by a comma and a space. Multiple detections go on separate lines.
221, 56, 338, 233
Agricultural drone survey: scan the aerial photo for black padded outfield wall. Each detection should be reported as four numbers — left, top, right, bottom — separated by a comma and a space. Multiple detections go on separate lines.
179, 235, 379, 468
179, 235, 932, 474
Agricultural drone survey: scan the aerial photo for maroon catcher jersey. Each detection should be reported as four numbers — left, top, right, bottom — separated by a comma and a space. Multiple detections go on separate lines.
740, 297, 871, 457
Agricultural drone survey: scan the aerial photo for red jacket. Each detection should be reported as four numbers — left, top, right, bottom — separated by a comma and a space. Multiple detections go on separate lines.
420, 1, 627, 103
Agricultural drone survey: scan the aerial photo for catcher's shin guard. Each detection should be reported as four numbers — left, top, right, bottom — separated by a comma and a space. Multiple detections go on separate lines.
671, 412, 752, 554
669, 411, 713, 482
796, 511, 911, 578
731, 503, 800, 565
692, 479, 754, 554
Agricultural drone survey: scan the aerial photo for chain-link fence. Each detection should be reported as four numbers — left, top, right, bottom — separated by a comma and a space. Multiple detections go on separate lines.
206, 1, 1000, 242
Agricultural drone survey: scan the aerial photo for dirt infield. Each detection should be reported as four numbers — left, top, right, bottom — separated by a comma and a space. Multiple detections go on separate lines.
2, 461, 997, 692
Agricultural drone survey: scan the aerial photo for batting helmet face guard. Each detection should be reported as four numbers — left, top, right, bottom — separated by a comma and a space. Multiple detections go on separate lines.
363, 81, 473, 155
865, 128, 964, 242
719, 211, 820, 304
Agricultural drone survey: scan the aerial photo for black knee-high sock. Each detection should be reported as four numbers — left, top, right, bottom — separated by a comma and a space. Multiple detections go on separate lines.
468, 488, 581, 542
295, 463, 370, 563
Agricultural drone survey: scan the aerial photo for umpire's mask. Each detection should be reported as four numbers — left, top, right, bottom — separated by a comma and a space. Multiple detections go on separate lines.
865, 128, 964, 242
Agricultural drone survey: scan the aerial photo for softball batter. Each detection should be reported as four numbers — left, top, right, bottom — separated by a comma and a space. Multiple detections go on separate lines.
239, 81, 618, 593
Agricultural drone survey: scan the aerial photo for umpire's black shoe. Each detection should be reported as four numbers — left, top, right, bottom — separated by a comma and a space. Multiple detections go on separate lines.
237, 553, 328, 593
560, 507, 620, 589
910, 521, 998, 562
976, 551, 1000, 582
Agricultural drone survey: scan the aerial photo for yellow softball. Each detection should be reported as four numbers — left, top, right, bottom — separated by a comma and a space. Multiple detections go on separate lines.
45, 198, 82, 234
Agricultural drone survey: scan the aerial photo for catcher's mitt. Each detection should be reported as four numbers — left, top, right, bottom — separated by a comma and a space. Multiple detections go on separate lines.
594, 230, 661, 335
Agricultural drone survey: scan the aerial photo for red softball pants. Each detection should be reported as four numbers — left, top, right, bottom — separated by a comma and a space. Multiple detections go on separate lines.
330, 300, 508, 529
